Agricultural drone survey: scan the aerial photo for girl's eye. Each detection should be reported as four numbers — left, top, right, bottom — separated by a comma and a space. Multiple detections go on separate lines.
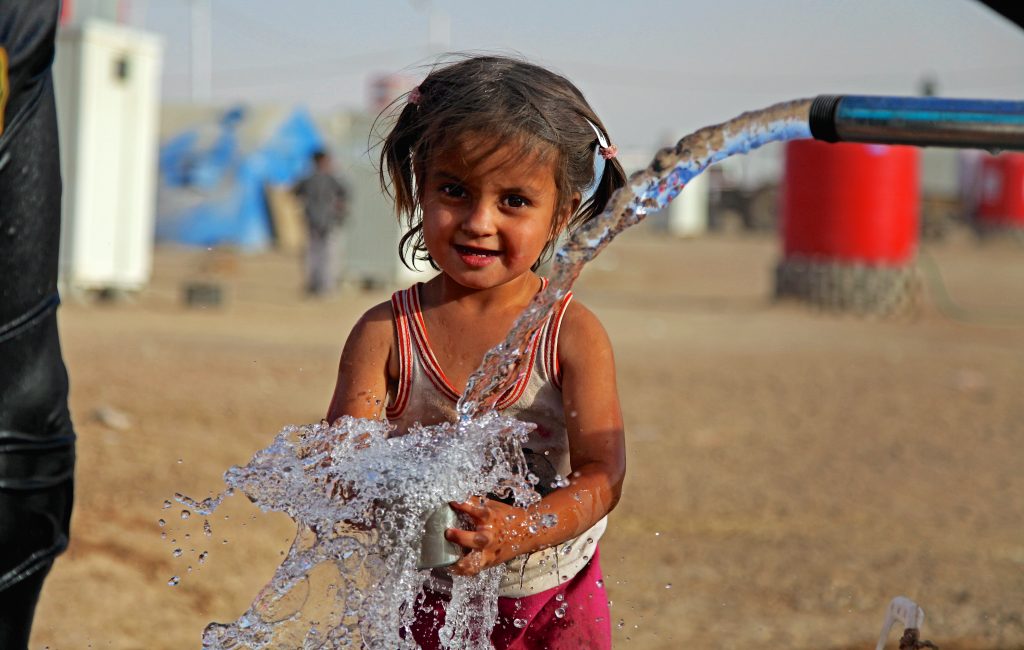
440, 183, 466, 198
504, 195, 530, 209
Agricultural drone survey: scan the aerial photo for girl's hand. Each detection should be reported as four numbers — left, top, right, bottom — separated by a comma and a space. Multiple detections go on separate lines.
444, 497, 530, 576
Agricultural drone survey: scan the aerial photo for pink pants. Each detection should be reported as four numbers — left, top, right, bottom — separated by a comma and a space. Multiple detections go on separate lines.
410, 547, 612, 650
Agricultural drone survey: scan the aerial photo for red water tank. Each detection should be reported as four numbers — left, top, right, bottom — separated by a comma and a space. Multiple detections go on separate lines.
976, 153, 1024, 227
782, 140, 920, 264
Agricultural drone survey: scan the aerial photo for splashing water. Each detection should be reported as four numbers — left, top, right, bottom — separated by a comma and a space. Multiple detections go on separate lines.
178, 100, 813, 649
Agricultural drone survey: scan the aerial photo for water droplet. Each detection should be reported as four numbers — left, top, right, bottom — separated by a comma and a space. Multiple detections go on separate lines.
596, 579, 604, 588
554, 605, 567, 619
177, 458, 183, 464
181, 510, 191, 520
654, 531, 660, 536
617, 619, 625, 629
513, 618, 527, 629
172, 548, 182, 557
162, 500, 171, 509
203, 519, 212, 537
199, 551, 209, 564
167, 576, 180, 586
555, 593, 564, 602
665, 583, 672, 589
158, 519, 166, 527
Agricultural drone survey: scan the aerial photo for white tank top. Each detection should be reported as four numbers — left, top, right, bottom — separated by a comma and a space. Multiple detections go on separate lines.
386, 281, 607, 597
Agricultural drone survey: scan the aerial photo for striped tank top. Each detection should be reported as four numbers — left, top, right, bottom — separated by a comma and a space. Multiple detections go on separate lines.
386, 280, 608, 598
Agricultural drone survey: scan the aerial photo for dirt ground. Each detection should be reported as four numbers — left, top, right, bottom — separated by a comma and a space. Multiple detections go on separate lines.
29, 226, 1024, 650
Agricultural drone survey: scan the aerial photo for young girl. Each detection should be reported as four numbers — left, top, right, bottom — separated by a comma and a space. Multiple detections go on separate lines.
326, 55, 627, 649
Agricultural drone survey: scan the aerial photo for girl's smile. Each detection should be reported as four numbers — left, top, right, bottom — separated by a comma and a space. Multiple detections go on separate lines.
453, 243, 501, 268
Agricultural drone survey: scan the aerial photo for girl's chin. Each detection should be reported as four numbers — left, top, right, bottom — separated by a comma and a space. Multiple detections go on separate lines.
442, 269, 529, 292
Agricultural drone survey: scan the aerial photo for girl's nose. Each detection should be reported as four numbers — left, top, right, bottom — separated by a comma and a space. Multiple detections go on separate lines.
460, 203, 496, 237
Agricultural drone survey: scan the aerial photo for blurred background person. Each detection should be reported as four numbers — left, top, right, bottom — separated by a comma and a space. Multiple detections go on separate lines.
293, 149, 350, 297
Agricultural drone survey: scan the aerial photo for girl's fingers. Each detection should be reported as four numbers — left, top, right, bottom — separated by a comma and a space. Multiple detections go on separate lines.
449, 498, 491, 521
445, 527, 489, 550
449, 552, 484, 576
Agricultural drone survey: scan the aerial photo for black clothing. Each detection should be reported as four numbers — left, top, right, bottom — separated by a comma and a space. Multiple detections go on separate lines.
0, 2, 76, 647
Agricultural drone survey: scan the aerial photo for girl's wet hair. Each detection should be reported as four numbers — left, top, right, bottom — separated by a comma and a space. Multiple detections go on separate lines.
378, 54, 627, 271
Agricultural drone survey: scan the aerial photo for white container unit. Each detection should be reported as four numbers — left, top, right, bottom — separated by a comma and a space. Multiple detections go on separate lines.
663, 168, 709, 237
53, 20, 162, 293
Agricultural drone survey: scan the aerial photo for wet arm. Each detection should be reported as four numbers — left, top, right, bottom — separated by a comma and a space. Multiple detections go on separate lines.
326, 302, 395, 422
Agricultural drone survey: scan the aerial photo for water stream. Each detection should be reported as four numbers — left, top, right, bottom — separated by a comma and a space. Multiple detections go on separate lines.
172, 99, 814, 649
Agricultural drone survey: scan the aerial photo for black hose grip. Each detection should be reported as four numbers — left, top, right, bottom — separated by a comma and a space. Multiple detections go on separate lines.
809, 94, 844, 143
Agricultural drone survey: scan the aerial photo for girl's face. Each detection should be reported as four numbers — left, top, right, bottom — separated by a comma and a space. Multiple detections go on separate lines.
420, 137, 575, 291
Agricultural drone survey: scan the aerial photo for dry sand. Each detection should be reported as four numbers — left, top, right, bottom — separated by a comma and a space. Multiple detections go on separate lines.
30, 227, 1024, 649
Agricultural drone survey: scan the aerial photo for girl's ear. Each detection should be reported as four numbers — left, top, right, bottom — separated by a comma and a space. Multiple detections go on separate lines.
556, 192, 582, 233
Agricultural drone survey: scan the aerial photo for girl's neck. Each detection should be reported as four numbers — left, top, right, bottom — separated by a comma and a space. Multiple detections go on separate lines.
428, 272, 541, 314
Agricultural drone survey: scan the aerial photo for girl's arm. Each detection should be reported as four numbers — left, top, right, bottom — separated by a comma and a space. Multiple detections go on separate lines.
446, 301, 626, 575
326, 301, 396, 422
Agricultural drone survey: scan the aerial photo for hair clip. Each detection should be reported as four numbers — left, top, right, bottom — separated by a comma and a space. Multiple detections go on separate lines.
408, 86, 422, 106
584, 118, 617, 160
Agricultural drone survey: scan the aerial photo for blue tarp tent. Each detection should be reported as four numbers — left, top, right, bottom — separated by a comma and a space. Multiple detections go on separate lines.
156, 106, 323, 250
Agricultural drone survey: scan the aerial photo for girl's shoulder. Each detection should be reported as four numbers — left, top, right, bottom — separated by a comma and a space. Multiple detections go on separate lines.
343, 299, 396, 360
340, 299, 400, 387
556, 298, 614, 363
558, 297, 607, 333
353, 299, 396, 335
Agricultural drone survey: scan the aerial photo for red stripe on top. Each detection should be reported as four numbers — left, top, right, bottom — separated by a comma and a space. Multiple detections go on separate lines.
408, 285, 463, 402
494, 277, 549, 408
495, 328, 543, 409
544, 290, 573, 389
386, 289, 414, 419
